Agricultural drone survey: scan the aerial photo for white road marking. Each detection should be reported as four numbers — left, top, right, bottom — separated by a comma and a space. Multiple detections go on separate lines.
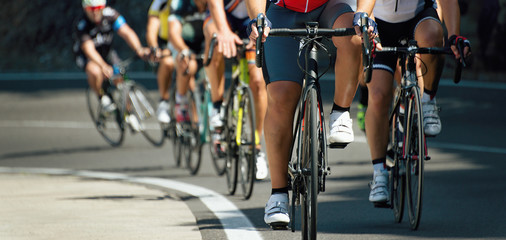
0, 167, 263, 240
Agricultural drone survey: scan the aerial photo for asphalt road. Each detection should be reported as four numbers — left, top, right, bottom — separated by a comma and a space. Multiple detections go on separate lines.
0, 75, 505, 240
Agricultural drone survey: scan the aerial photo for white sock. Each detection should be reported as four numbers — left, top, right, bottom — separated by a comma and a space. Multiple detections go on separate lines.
422, 91, 431, 103
373, 163, 386, 172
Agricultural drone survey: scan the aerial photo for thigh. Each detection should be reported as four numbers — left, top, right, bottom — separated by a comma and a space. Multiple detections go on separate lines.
264, 5, 314, 85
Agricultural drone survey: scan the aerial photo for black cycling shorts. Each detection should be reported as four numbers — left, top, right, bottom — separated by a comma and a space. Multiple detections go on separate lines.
373, 7, 441, 74
263, 0, 353, 85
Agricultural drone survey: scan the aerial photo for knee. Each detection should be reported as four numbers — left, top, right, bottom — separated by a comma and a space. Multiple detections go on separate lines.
367, 86, 391, 111
415, 21, 444, 47
160, 55, 174, 69
85, 63, 102, 79
333, 35, 362, 56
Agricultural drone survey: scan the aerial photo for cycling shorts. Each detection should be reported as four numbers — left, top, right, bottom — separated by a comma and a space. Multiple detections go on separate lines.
263, 0, 352, 85
373, 7, 441, 74
75, 50, 121, 70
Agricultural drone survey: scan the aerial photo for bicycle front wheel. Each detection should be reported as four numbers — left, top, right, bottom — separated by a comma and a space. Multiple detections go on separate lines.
128, 83, 165, 146
389, 91, 405, 223
300, 88, 318, 240
237, 86, 256, 200
405, 86, 425, 230
225, 89, 239, 195
86, 87, 124, 147
184, 90, 203, 175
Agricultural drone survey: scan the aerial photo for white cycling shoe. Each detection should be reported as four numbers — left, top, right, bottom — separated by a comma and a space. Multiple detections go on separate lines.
422, 98, 442, 136
328, 110, 354, 148
264, 193, 290, 229
369, 170, 390, 203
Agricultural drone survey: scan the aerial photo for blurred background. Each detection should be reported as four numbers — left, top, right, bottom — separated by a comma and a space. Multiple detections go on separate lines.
0, 0, 505, 80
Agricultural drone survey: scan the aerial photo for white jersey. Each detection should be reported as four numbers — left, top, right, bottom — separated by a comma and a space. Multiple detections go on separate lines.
373, 0, 436, 23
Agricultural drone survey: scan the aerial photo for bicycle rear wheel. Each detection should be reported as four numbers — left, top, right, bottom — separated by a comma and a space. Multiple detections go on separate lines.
389, 92, 406, 223
128, 83, 165, 146
405, 86, 425, 230
300, 88, 318, 240
237, 86, 256, 200
184, 90, 203, 175
225, 89, 239, 195
86, 87, 124, 147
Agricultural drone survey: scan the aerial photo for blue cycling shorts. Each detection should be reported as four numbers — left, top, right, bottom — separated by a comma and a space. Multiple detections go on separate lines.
263, 0, 352, 85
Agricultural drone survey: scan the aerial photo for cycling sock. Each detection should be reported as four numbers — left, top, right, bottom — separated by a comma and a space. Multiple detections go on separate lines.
213, 101, 223, 110
372, 157, 387, 172
272, 187, 289, 195
359, 85, 369, 106
332, 103, 350, 113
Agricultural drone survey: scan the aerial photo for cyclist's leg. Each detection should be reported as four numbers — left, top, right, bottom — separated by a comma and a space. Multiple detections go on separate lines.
84, 60, 105, 96
175, 54, 197, 123
157, 48, 175, 101
321, 2, 360, 145
203, 18, 226, 126
365, 18, 404, 204
413, 7, 444, 136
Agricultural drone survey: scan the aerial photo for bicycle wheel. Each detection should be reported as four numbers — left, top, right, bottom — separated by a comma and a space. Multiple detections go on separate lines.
405, 86, 425, 230
225, 89, 239, 195
208, 102, 227, 176
167, 86, 182, 167
388, 93, 406, 223
300, 88, 318, 240
128, 83, 165, 146
237, 86, 256, 200
86, 87, 125, 147
184, 90, 203, 175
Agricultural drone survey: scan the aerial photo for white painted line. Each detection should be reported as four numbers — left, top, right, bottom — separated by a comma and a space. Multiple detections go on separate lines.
0, 120, 94, 129
428, 142, 506, 155
0, 167, 263, 240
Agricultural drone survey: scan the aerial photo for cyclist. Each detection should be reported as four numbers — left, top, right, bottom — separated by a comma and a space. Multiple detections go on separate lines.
167, 0, 207, 122
246, 0, 376, 227
73, 0, 150, 128
146, 0, 176, 124
203, 0, 269, 180
358, 0, 471, 204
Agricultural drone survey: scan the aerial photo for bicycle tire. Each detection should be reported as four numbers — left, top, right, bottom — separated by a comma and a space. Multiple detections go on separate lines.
205, 89, 227, 176
225, 88, 239, 195
86, 87, 125, 147
237, 86, 256, 200
389, 91, 406, 223
405, 86, 424, 230
128, 84, 165, 146
185, 90, 203, 175
300, 88, 318, 240
167, 85, 182, 167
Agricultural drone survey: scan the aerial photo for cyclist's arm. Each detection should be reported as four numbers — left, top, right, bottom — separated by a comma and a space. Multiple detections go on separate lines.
439, 0, 471, 57
81, 39, 113, 78
168, 17, 190, 54
117, 24, 148, 58
146, 15, 161, 49
245, 0, 269, 42
356, 0, 376, 16
206, 0, 242, 57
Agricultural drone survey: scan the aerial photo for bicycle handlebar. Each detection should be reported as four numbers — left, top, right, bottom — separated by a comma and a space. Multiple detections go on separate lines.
376, 42, 468, 84
254, 13, 357, 68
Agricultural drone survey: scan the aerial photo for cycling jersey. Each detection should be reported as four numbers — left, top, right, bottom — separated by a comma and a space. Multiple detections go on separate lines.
373, 0, 436, 23
271, 0, 329, 13
149, 0, 171, 41
224, 0, 249, 19
169, 0, 206, 53
73, 7, 125, 59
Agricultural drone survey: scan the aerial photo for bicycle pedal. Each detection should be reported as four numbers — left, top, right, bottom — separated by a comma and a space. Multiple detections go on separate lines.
425, 155, 431, 161
373, 202, 391, 208
328, 142, 349, 149
269, 222, 289, 230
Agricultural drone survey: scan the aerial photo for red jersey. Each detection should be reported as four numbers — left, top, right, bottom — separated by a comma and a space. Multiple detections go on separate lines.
272, 0, 328, 13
